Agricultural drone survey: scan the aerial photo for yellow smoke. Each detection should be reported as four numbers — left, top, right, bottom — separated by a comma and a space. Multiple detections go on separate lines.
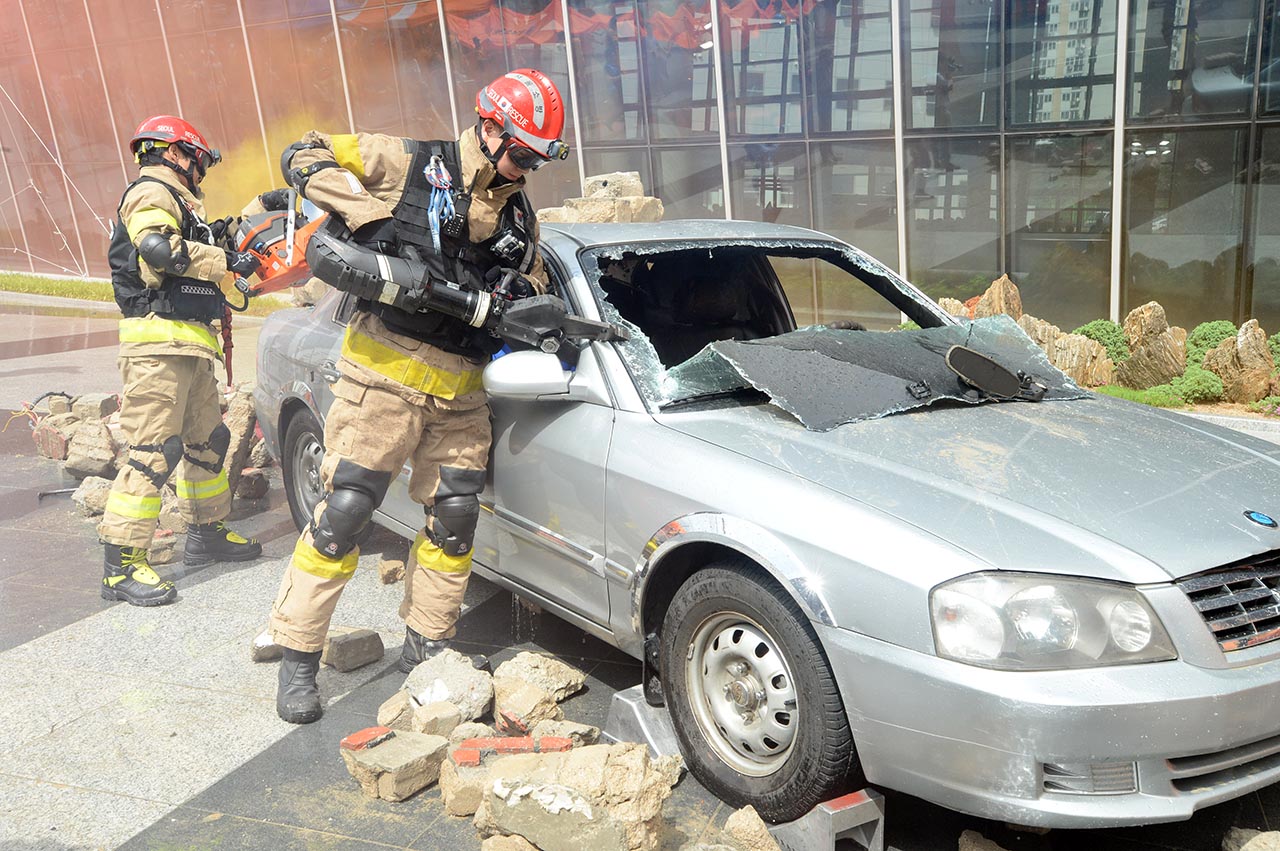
202, 113, 324, 219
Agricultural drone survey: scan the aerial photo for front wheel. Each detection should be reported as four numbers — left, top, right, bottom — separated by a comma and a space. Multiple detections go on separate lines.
281, 408, 326, 533
660, 560, 860, 822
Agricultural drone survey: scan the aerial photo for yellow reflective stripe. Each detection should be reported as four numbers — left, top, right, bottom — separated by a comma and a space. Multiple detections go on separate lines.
330, 134, 365, 180
126, 206, 180, 242
413, 532, 471, 575
105, 491, 162, 520
119, 316, 223, 356
342, 328, 483, 399
292, 536, 359, 580
175, 470, 228, 501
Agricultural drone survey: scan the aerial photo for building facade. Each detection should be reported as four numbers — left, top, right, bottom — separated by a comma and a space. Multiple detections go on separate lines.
2, 0, 1279, 332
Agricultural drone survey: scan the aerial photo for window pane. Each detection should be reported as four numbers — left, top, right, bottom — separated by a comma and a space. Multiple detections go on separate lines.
652, 146, 725, 217
1264, 0, 1280, 114
570, 0, 646, 141
812, 140, 899, 271
1128, 0, 1259, 121
385, 1, 455, 140
1249, 127, 1280, 328
727, 143, 810, 225
638, 0, 720, 140
806, 0, 893, 133
1008, 133, 1113, 330
1124, 127, 1245, 326
905, 137, 1000, 300
719, 0, 804, 135
904, 0, 1000, 130
1009, 0, 1118, 125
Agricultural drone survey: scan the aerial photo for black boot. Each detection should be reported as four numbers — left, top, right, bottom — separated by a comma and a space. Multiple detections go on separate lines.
184, 521, 263, 566
398, 626, 489, 674
102, 544, 177, 606
276, 648, 323, 724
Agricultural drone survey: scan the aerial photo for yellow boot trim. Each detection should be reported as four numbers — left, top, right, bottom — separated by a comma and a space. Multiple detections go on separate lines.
330, 134, 366, 180
119, 316, 222, 356
104, 491, 162, 520
341, 328, 484, 399
176, 470, 229, 501
106, 550, 169, 588
412, 532, 472, 575
292, 536, 359, 580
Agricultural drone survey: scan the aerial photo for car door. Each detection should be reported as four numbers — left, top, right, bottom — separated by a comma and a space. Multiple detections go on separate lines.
484, 256, 615, 627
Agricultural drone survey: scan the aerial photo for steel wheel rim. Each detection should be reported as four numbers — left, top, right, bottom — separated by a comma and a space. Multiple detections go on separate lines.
291, 431, 325, 519
684, 612, 800, 776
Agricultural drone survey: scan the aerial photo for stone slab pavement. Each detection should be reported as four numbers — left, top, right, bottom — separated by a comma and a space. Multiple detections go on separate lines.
0, 295, 1278, 850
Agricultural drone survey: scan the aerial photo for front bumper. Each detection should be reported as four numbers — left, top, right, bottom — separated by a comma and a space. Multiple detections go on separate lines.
817, 623, 1280, 828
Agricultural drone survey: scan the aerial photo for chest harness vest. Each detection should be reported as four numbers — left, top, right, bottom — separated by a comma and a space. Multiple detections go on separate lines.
107, 177, 224, 324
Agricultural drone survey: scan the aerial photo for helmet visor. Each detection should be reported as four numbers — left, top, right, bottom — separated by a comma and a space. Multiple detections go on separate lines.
507, 143, 551, 171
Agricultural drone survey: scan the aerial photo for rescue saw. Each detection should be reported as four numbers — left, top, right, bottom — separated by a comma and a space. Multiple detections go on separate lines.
232, 192, 328, 296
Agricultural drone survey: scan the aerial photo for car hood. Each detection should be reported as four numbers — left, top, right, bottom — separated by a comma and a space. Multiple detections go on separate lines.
660, 395, 1280, 582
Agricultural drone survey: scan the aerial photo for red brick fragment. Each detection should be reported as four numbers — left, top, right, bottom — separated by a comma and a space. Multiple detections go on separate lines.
340, 726, 394, 752
495, 709, 530, 735
536, 736, 573, 753
452, 748, 482, 767
458, 737, 501, 751
493, 737, 535, 754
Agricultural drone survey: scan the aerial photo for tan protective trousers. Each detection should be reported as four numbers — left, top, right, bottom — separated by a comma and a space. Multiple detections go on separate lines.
98, 355, 231, 549
269, 374, 492, 653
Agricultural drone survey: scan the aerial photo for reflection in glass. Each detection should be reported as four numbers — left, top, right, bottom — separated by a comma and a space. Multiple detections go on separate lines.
570, 0, 645, 141
638, 0, 720, 139
806, 0, 892, 133
1129, 0, 1258, 120
727, 143, 810, 225
905, 137, 1000, 301
1249, 128, 1280, 328
651, 146, 725, 217
1265, 0, 1280, 113
719, 0, 804, 135
811, 140, 898, 270
1124, 127, 1245, 327
383, 1, 454, 140
1009, 0, 1117, 125
1008, 134, 1113, 330
904, 0, 1000, 130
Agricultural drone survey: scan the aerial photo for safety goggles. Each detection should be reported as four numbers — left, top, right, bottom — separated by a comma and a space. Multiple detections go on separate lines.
176, 141, 222, 177
507, 143, 552, 172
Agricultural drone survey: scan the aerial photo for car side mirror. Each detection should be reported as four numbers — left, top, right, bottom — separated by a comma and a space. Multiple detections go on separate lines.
484, 350, 573, 400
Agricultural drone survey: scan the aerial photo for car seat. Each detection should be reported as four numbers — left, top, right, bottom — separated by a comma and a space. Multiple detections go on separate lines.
651, 276, 763, 366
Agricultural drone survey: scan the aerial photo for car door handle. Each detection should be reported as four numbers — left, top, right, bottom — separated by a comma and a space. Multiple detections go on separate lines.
319, 360, 340, 384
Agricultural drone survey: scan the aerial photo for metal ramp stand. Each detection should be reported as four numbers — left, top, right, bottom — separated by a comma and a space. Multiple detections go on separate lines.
603, 685, 886, 851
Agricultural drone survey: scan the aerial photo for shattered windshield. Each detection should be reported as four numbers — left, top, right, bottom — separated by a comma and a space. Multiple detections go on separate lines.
584, 239, 1086, 430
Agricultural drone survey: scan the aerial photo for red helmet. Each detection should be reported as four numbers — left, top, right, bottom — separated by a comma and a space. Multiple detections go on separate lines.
129, 115, 221, 178
476, 69, 570, 168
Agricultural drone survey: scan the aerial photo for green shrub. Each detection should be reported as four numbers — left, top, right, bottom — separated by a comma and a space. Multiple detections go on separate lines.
1071, 319, 1130, 363
1094, 384, 1187, 408
895, 320, 921, 331
1170, 366, 1224, 404
1248, 395, 1280, 415
1185, 320, 1236, 369
1268, 332, 1280, 368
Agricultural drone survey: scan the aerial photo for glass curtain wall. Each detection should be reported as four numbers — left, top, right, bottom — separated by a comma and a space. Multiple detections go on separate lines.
3, 0, 1280, 333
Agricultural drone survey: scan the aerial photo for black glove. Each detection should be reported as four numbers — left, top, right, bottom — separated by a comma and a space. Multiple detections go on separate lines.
258, 188, 291, 212
208, 215, 238, 250
352, 218, 400, 256
225, 249, 261, 278
484, 266, 535, 300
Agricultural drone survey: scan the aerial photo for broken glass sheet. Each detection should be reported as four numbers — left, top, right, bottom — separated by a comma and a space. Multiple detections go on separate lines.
664, 315, 1089, 431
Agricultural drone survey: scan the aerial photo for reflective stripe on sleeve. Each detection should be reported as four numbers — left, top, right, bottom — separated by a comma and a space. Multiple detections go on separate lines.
341, 328, 483, 399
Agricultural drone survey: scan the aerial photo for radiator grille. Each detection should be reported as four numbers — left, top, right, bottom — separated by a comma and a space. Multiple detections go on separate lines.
1177, 554, 1280, 652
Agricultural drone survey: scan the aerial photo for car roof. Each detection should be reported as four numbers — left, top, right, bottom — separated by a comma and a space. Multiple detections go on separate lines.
540, 219, 845, 249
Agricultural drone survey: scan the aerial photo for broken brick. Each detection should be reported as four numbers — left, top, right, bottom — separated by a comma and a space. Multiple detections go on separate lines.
453, 748, 482, 768
537, 736, 573, 753
341, 726, 395, 752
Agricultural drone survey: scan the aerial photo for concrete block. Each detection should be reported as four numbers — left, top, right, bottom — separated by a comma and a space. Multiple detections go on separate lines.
248, 438, 273, 468
378, 690, 416, 731
64, 421, 118, 479
530, 720, 599, 747
234, 468, 268, 500
32, 412, 81, 460
583, 171, 644, 198
71, 476, 112, 517
378, 558, 406, 584
411, 700, 461, 737
322, 627, 385, 672
493, 652, 586, 702
46, 395, 71, 415
340, 728, 449, 802
150, 529, 176, 565
481, 835, 539, 851
222, 388, 256, 498
403, 648, 493, 722
450, 721, 496, 746
440, 757, 489, 817
72, 392, 118, 421
493, 676, 562, 735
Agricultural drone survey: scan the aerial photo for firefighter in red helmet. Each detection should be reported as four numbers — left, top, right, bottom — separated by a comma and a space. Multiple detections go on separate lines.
269, 69, 569, 724
100, 115, 264, 606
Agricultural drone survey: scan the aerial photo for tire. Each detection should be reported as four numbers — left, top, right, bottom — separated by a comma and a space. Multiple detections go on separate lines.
281, 408, 326, 533
660, 559, 859, 822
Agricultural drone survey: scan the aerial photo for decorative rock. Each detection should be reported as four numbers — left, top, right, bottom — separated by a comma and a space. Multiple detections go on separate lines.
493, 652, 586, 703
412, 700, 462, 737
340, 728, 449, 802
583, 172, 644, 198
492, 676, 563, 735
972, 274, 1023, 321
1202, 320, 1275, 403
32, 412, 82, 460
222, 388, 257, 498
46, 395, 71, 415
72, 392, 118, 421
250, 628, 283, 663
937, 297, 968, 317
1122, 301, 1170, 349
529, 719, 600, 747
1116, 303, 1185, 390
379, 558, 406, 584
235, 468, 269, 500
403, 648, 494, 722
322, 627, 385, 672
1015, 312, 1118, 387
473, 743, 684, 851
724, 806, 783, 851
65, 420, 120, 480
150, 529, 176, 565
378, 690, 416, 731
71, 476, 113, 517
450, 721, 497, 746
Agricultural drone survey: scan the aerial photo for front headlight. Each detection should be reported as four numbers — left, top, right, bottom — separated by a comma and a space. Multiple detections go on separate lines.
930, 573, 1177, 670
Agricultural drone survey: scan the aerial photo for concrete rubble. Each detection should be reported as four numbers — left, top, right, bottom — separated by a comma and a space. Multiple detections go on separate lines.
721, 806, 782, 851
492, 675, 563, 735
443, 734, 575, 818
529, 719, 600, 747
403, 648, 495, 722
481, 836, 539, 851
71, 476, 113, 516
1226, 829, 1280, 851
64, 420, 119, 480
321, 627, 385, 672
538, 172, 665, 225
221, 386, 257, 496
493, 652, 586, 703
451, 721, 497, 746
378, 557, 406, 584
957, 830, 1010, 851
250, 628, 283, 663
339, 726, 450, 802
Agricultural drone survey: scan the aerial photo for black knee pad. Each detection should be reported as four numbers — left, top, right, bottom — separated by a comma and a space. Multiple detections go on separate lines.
426, 494, 479, 557
184, 422, 232, 474
127, 434, 184, 489
311, 461, 394, 559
